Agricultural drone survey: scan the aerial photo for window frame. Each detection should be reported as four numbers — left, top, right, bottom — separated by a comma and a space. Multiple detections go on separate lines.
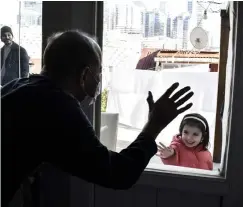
95, 1, 242, 196
212, 9, 230, 163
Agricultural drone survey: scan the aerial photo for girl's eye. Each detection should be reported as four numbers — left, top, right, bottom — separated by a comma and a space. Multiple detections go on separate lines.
193, 133, 199, 136
183, 130, 188, 134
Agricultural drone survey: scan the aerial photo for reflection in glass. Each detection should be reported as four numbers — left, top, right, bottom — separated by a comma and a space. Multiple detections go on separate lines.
1, 25, 29, 86
0, 1, 27, 86
0, 0, 42, 87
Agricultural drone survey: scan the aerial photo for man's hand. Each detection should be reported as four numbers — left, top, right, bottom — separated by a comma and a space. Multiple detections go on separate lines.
146, 91, 154, 119
143, 82, 193, 137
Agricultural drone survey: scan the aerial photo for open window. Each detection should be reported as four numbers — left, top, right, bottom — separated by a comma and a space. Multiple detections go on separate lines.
99, 1, 230, 177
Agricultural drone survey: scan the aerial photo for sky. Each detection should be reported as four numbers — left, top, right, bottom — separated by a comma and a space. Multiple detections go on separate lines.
0, 0, 20, 24
137, 0, 227, 16
143, 0, 187, 15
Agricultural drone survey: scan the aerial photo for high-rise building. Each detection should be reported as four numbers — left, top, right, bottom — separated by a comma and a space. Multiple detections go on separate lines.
166, 17, 172, 38
172, 15, 184, 49
104, 2, 144, 34
23, 1, 42, 13
17, 1, 42, 26
183, 16, 190, 49
186, 0, 201, 28
144, 12, 155, 37
112, 3, 143, 34
154, 11, 166, 36
187, 1, 193, 15
141, 11, 146, 36
144, 10, 167, 38
103, 1, 111, 32
172, 17, 177, 39
196, 3, 205, 27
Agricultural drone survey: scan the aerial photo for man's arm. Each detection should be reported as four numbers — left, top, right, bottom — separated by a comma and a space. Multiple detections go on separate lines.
44, 83, 193, 189
45, 94, 157, 190
20, 47, 29, 78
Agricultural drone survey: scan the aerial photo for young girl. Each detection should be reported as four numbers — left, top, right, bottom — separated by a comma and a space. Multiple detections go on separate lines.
157, 113, 213, 170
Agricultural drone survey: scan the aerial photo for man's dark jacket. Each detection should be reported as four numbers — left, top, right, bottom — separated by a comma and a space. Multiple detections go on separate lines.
1, 42, 29, 86
1, 75, 157, 206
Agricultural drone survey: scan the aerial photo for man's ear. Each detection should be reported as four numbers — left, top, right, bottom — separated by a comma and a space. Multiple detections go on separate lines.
81, 66, 89, 83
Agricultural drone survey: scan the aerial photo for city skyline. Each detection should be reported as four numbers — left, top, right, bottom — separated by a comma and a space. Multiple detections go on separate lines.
0, 1, 226, 74
104, 0, 223, 50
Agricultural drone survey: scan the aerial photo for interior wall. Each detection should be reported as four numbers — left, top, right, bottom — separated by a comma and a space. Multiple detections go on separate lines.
95, 185, 221, 207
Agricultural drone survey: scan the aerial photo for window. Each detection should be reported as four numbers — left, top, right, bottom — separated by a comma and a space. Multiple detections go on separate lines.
101, 1, 229, 177
19, 1, 42, 74
0, 0, 42, 85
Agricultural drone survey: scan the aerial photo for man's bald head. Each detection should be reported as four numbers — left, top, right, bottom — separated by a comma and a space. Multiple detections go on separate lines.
43, 30, 101, 78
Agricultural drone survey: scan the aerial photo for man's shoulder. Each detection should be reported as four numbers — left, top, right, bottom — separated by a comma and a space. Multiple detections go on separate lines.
11, 42, 27, 52
2, 76, 85, 126
2, 76, 79, 106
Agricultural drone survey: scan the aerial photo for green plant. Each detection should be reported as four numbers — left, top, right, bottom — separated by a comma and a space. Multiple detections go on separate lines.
101, 88, 108, 112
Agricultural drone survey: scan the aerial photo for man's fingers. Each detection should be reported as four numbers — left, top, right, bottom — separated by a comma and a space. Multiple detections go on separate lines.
175, 91, 194, 107
171, 86, 191, 102
177, 103, 193, 114
148, 91, 153, 99
147, 91, 153, 101
162, 82, 179, 98
147, 91, 154, 111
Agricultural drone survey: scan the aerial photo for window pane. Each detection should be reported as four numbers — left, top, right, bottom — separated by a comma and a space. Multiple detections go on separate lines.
0, 0, 21, 86
0, 0, 42, 87
20, 1, 42, 74
101, 1, 229, 176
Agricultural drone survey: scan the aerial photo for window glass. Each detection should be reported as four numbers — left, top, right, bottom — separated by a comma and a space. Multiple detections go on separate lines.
19, 1, 42, 74
101, 0, 229, 176
0, 0, 42, 87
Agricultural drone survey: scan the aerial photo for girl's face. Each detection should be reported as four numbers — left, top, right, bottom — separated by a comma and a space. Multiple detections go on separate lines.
181, 124, 203, 148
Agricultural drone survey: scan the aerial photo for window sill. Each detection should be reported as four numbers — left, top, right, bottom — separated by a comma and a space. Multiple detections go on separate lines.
147, 162, 221, 176
115, 135, 227, 195
137, 167, 228, 195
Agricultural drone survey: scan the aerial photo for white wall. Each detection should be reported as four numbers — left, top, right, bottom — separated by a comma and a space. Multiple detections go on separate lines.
106, 69, 219, 154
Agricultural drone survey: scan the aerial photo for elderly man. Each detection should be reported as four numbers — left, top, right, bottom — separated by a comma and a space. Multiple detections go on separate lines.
1, 26, 29, 86
1, 30, 194, 206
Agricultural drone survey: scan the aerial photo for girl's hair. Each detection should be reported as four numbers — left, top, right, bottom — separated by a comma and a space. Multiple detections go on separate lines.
179, 113, 210, 150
